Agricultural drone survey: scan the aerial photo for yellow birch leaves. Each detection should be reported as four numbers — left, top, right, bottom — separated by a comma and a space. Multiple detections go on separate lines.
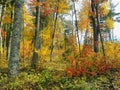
58, 0, 69, 13
99, 1, 109, 16
23, 6, 35, 25
78, 0, 90, 31
106, 17, 114, 29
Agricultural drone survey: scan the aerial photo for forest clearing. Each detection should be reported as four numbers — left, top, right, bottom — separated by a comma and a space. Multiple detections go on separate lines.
0, 0, 120, 89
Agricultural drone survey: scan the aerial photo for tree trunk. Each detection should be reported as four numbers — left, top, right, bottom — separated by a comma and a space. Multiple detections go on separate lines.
0, 28, 2, 59
111, 29, 114, 42
108, 30, 112, 42
91, 0, 99, 53
95, 4, 105, 56
8, 0, 24, 77
0, 2, 5, 27
6, 4, 14, 60
64, 30, 67, 50
32, 0, 41, 68
50, 0, 59, 62
82, 30, 89, 50
72, 0, 81, 56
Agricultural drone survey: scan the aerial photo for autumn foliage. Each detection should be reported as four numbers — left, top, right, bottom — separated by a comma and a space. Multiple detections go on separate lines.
0, 0, 120, 89
66, 54, 119, 77
66, 43, 120, 77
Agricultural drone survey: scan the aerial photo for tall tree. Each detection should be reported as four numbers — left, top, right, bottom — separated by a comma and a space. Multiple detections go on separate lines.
50, 0, 59, 61
8, 0, 24, 77
91, 0, 99, 53
95, 2, 105, 56
32, 0, 41, 68
72, 0, 81, 56
6, 1, 14, 60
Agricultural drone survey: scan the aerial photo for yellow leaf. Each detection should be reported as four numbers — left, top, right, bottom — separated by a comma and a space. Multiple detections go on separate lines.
106, 17, 114, 29
99, 1, 109, 16
2, 15, 11, 24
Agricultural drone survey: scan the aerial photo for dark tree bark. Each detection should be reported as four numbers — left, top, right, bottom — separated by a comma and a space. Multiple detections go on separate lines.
8, 0, 24, 77
32, 0, 41, 68
95, 4, 105, 56
108, 30, 112, 42
91, 0, 99, 53
64, 30, 67, 50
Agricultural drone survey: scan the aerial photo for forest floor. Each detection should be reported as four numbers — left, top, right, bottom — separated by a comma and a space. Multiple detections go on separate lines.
44, 59, 120, 90
0, 58, 120, 90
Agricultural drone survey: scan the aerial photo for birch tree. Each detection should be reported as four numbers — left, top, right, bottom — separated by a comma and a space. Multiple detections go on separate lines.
32, 0, 41, 68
